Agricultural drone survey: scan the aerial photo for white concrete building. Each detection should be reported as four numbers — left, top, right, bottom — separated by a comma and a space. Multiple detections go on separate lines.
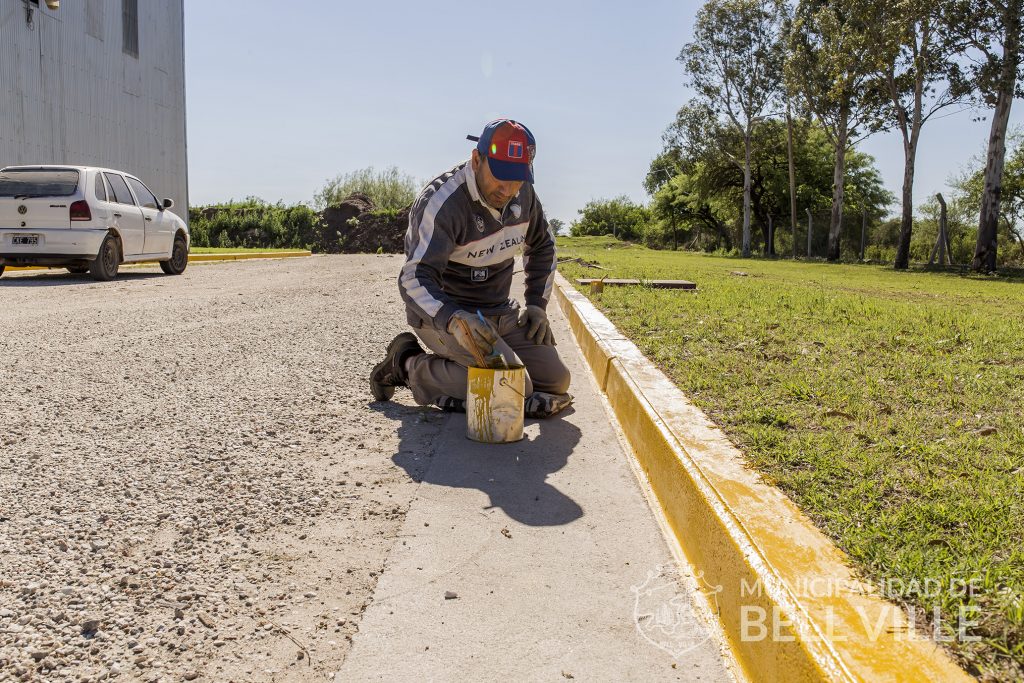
0, 0, 187, 216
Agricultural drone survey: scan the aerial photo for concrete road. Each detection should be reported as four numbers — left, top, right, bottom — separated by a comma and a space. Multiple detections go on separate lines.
0, 256, 734, 683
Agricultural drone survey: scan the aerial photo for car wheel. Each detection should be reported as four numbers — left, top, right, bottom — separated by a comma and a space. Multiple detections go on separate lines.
159, 235, 188, 275
67, 265, 89, 274
89, 235, 120, 281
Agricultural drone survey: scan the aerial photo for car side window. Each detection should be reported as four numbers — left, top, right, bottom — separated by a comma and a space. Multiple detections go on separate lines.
94, 173, 107, 201
104, 173, 136, 206
102, 174, 115, 201
126, 177, 159, 210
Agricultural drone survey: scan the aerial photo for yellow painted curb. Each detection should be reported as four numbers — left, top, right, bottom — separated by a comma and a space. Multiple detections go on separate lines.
186, 250, 311, 262
5, 250, 312, 271
554, 272, 971, 683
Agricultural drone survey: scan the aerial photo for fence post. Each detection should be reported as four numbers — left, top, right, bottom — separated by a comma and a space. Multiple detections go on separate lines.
806, 208, 813, 258
768, 215, 774, 257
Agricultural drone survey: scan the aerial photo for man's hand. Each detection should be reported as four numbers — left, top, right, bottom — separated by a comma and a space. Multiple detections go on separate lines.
447, 310, 499, 359
517, 305, 554, 345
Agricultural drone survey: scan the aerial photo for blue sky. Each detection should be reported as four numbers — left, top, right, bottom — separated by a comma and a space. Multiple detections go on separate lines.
184, 0, 1022, 225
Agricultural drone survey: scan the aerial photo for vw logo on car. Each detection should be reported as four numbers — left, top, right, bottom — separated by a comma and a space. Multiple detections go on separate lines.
17, 204, 27, 214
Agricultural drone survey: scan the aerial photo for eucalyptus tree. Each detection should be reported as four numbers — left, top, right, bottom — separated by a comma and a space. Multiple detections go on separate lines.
943, 0, 1024, 271
955, 131, 1024, 261
866, 0, 962, 269
680, 0, 786, 257
787, 0, 883, 261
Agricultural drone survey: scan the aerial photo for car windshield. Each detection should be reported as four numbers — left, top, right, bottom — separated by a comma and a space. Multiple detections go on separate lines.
0, 169, 80, 197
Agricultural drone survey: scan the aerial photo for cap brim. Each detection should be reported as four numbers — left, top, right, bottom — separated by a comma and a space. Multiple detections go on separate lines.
487, 158, 534, 183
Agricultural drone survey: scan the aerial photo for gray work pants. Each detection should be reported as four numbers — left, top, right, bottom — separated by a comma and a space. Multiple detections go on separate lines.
406, 311, 571, 407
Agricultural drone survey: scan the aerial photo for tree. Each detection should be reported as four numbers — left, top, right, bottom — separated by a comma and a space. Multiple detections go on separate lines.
954, 131, 1024, 264
313, 166, 419, 211
548, 218, 566, 235
680, 0, 786, 257
569, 197, 651, 241
787, 0, 883, 261
864, 0, 962, 270
943, 0, 1024, 272
992, 132, 1024, 256
648, 171, 735, 251
649, 105, 746, 251
650, 105, 892, 254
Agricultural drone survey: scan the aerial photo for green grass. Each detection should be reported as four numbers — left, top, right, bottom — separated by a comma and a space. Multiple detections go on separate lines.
189, 247, 306, 254
557, 236, 1024, 680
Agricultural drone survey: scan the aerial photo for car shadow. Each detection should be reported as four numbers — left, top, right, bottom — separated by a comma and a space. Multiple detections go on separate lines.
373, 400, 584, 528
0, 270, 167, 287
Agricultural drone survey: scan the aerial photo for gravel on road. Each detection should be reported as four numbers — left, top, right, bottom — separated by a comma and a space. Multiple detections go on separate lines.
0, 256, 441, 682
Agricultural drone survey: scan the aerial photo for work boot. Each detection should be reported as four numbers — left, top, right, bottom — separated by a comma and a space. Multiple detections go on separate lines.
436, 396, 466, 413
370, 332, 424, 401
525, 392, 574, 419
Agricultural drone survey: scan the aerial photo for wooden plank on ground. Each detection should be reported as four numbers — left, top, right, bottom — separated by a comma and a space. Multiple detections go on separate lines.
575, 278, 697, 290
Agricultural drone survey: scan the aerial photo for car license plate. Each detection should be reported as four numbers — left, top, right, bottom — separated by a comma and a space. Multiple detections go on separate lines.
12, 234, 39, 246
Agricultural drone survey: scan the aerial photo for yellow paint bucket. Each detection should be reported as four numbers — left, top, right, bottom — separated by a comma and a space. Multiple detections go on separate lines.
466, 364, 526, 443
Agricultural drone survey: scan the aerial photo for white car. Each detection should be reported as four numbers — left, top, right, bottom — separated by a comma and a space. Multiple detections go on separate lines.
0, 165, 189, 281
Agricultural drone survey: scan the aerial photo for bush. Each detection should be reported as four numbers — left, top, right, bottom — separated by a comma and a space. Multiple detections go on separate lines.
313, 166, 418, 211
570, 196, 651, 241
188, 216, 211, 248
188, 198, 324, 251
280, 205, 321, 249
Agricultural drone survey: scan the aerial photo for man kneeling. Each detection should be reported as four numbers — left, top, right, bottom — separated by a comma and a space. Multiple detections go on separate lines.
370, 118, 572, 419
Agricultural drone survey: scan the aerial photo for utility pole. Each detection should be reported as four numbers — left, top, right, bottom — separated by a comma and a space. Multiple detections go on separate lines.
806, 208, 813, 258
671, 209, 678, 251
786, 102, 798, 246
654, 165, 680, 250
860, 209, 867, 261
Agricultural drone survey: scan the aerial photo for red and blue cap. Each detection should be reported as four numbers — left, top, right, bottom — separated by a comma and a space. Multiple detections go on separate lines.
466, 119, 536, 183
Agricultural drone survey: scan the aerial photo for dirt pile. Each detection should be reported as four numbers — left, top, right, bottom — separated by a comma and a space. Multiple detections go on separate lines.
320, 194, 408, 254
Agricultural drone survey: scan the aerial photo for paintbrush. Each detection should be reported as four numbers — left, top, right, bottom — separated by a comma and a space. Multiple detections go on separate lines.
453, 316, 488, 367
477, 311, 509, 369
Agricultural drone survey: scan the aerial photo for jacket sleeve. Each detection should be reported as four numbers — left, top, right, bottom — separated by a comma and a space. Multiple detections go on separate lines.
522, 193, 557, 310
399, 189, 463, 331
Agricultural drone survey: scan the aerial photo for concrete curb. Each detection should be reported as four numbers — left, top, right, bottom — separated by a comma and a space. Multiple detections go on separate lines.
5, 250, 312, 271
553, 272, 971, 683
186, 250, 311, 262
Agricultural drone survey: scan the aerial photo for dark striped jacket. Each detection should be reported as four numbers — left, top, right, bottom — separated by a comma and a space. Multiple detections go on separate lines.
399, 159, 556, 331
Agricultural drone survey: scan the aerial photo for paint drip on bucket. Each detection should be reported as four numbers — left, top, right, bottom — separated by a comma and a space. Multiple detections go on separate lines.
467, 365, 525, 443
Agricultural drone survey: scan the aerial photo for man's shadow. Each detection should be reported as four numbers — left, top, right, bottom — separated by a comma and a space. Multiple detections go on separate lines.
377, 402, 584, 527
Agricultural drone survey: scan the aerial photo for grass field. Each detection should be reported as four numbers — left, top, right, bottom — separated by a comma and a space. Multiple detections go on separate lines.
557, 236, 1024, 680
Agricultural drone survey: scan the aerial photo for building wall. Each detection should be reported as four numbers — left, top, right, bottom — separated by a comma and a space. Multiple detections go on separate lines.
0, 0, 187, 218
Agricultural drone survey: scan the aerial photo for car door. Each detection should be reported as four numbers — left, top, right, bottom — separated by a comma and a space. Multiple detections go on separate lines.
90, 171, 116, 227
126, 176, 172, 255
103, 172, 145, 256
